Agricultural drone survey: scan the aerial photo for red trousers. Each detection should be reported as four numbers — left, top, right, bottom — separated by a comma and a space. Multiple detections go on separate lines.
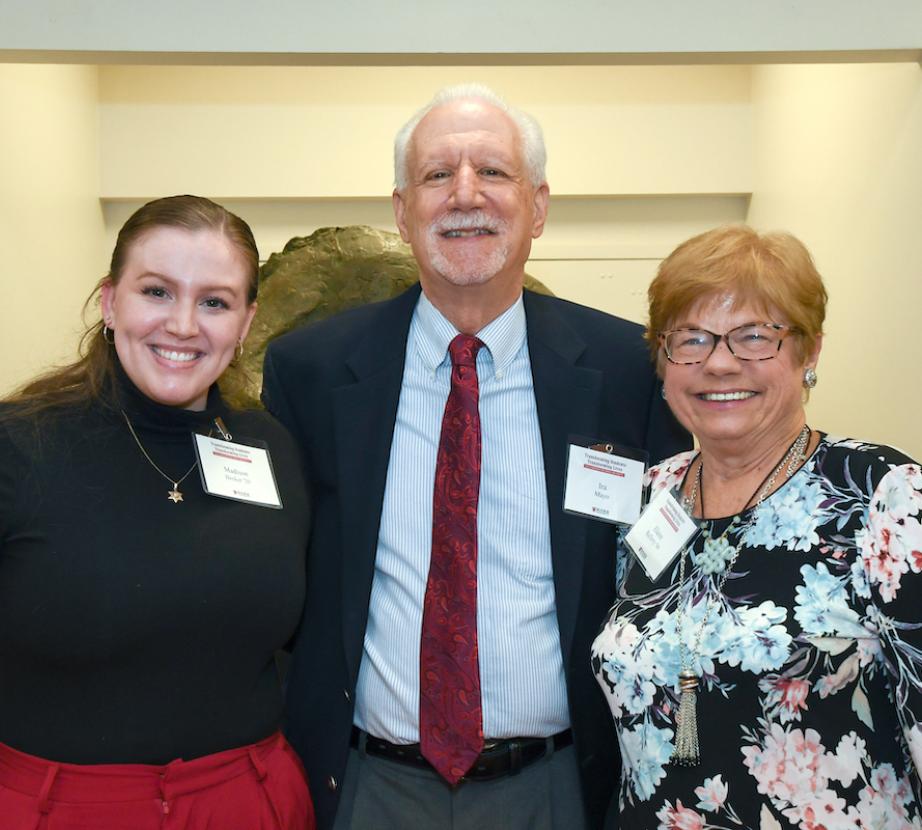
0, 732, 315, 830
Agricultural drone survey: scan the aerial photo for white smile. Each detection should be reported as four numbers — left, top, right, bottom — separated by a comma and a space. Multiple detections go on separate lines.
699, 391, 756, 401
151, 346, 201, 363
442, 228, 496, 238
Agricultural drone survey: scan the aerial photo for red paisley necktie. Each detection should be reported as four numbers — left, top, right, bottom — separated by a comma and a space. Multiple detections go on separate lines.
419, 333, 485, 785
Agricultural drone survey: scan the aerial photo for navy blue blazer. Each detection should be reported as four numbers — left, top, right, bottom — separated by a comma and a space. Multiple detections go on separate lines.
262, 284, 690, 829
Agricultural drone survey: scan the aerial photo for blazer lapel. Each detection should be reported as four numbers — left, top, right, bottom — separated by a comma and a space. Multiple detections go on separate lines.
333, 285, 421, 686
524, 292, 603, 669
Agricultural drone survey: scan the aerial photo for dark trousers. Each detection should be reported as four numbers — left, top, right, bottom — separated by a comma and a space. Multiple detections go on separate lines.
333, 737, 587, 830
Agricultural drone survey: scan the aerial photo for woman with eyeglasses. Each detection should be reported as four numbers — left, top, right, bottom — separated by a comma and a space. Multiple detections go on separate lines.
591, 225, 922, 828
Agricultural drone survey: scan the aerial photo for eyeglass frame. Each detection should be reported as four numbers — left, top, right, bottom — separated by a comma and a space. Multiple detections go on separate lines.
658, 322, 798, 365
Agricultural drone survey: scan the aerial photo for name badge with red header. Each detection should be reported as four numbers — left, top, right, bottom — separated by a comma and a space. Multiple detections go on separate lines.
563, 439, 647, 525
193, 433, 282, 509
623, 487, 699, 582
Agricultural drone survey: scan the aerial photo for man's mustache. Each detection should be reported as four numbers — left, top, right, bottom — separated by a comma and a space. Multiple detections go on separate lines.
430, 211, 505, 234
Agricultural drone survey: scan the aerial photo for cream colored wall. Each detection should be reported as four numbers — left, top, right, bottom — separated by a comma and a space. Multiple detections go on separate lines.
0, 64, 106, 394
97, 65, 752, 199
747, 63, 922, 458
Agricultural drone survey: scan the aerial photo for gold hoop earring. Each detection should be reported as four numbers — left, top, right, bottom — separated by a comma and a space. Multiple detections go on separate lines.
103, 324, 114, 345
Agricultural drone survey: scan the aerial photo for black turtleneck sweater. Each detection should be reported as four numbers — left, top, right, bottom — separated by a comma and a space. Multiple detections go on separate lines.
0, 368, 309, 764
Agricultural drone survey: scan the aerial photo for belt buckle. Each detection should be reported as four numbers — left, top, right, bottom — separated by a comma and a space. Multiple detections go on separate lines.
458, 740, 497, 784
461, 739, 514, 783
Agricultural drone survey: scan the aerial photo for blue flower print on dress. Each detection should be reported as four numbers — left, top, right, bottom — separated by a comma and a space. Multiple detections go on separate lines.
593, 619, 661, 718
619, 719, 674, 802
744, 468, 826, 552
794, 562, 867, 638
716, 601, 792, 674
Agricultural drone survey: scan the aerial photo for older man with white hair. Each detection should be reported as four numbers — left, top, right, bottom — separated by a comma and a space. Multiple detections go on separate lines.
263, 83, 688, 830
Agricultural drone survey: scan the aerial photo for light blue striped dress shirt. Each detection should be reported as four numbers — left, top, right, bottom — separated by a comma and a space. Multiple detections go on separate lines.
354, 292, 570, 743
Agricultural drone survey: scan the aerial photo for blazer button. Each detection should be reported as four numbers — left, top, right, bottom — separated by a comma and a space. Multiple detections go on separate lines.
327, 775, 338, 792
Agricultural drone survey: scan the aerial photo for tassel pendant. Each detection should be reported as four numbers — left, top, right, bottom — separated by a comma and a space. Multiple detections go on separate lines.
671, 669, 700, 766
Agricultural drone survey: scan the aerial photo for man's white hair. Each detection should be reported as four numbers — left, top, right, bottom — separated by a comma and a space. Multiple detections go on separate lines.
393, 83, 547, 191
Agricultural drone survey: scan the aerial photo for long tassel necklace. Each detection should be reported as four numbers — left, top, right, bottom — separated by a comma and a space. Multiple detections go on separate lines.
671, 424, 811, 766
122, 411, 198, 504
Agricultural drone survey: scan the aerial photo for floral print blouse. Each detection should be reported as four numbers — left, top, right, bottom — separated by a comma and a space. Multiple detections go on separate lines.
591, 435, 922, 830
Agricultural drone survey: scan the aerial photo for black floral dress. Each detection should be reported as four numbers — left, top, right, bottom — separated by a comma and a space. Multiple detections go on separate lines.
591, 435, 922, 830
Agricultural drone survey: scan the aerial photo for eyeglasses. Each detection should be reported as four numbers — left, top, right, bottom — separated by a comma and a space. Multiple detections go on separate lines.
659, 323, 796, 365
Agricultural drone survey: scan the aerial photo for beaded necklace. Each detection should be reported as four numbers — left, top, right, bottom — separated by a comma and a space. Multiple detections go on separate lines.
671, 424, 811, 765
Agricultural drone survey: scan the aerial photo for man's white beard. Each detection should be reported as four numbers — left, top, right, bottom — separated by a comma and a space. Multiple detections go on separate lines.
426, 240, 510, 286
425, 210, 510, 286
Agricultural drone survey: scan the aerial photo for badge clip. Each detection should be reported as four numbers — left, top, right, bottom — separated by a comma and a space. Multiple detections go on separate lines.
213, 417, 232, 441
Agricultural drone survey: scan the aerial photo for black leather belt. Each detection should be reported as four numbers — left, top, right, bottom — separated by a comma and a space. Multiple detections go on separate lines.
350, 726, 572, 782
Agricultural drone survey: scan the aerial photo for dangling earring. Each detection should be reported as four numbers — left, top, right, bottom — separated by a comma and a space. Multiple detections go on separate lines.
235, 340, 244, 361
803, 367, 818, 389
103, 323, 114, 345
660, 385, 668, 400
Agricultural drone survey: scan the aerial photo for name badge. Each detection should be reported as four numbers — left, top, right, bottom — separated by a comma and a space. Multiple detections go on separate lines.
193, 434, 282, 509
623, 487, 698, 582
563, 441, 647, 525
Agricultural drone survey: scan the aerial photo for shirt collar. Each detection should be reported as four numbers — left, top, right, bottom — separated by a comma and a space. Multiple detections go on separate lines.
413, 291, 527, 378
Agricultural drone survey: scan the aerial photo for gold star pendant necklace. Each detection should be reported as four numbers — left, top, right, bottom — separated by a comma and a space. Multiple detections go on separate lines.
122, 410, 198, 504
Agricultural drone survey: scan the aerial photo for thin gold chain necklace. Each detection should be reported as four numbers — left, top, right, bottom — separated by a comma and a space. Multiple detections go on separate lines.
122, 410, 198, 504
671, 424, 811, 765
